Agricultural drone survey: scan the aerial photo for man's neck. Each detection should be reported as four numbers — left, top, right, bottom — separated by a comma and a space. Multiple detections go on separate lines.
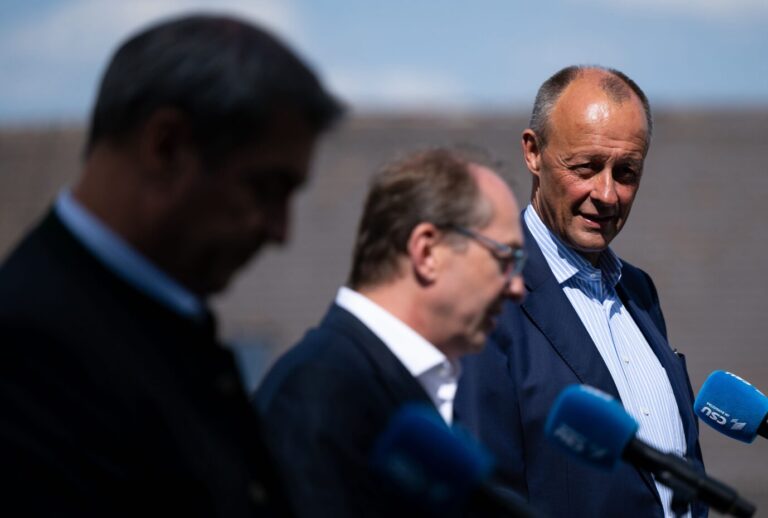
356, 282, 458, 358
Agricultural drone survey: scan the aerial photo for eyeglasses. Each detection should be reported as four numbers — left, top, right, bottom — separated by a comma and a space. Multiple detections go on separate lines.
448, 225, 527, 279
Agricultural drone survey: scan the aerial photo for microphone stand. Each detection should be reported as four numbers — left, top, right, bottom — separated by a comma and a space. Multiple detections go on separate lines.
656, 470, 695, 518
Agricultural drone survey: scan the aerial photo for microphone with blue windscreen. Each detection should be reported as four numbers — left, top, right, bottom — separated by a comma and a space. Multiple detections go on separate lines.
695, 370, 768, 443
544, 384, 638, 469
545, 384, 755, 517
371, 403, 540, 517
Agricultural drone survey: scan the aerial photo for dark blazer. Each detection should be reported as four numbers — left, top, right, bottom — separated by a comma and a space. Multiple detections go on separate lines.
254, 303, 438, 517
455, 221, 706, 518
0, 211, 286, 517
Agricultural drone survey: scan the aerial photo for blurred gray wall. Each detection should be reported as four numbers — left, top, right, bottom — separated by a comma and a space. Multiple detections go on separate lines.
2, 110, 768, 512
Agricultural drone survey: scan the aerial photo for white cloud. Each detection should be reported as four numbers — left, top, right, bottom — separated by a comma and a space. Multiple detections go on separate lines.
0, 0, 305, 121
8, 0, 302, 57
330, 68, 470, 109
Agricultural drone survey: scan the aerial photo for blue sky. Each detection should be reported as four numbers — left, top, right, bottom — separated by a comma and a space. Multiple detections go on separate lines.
1, 0, 766, 123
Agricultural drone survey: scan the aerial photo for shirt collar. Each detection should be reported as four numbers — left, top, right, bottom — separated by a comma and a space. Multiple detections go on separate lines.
334, 286, 458, 378
524, 204, 622, 288
55, 189, 206, 320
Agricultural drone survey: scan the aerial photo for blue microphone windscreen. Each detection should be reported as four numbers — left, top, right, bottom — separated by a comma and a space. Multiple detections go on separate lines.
695, 370, 768, 443
545, 385, 639, 470
371, 403, 494, 509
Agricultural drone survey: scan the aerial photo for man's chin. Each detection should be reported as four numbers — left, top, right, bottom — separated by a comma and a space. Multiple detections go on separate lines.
465, 338, 488, 356
199, 267, 240, 296
469, 329, 491, 351
446, 332, 488, 359
568, 230, 614, 254
207, 248, 262, 293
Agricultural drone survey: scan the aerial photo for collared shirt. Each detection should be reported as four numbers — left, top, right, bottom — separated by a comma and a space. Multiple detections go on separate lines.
55, 189, 206, 321
335, 286, 460, 424
525, 205, 688, 518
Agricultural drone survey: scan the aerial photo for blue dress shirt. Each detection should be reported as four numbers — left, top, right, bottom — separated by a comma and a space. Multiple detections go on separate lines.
55, 189, 205, 321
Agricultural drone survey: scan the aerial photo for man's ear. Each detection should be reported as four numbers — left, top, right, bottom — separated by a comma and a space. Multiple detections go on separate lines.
522, 129, 543, 178
407, 222, 442, 284
137, 108, 198, 182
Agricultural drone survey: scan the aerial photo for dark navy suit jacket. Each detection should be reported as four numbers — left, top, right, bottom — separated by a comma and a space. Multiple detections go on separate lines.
254, 303, 438, 517
455, 222, 706, 518
0, 210, 287, 517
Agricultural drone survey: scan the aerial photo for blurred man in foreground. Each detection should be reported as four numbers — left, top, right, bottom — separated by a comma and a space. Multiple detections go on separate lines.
456, 66, 705, 517
255, 149, 526, 516
0, 14, 341, 517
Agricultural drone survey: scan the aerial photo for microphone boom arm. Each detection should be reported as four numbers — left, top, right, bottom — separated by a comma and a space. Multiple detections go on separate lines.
624, 439, 755, 517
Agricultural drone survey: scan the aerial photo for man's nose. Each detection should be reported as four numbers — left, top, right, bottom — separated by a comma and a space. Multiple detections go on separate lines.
505, 274, 526, 303
591, 169, 619, 206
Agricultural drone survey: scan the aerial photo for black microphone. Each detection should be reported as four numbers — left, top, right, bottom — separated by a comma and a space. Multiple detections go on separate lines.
545, 385, 756, 518
694, 370, 768, 443
371, 403, 540, 517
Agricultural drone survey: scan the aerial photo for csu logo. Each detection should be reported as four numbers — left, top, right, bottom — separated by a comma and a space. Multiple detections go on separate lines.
700, 405, 727, 426
730, 419, 747, 431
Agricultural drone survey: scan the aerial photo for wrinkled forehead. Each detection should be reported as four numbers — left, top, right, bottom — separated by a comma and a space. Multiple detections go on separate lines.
553, 77, 649, 140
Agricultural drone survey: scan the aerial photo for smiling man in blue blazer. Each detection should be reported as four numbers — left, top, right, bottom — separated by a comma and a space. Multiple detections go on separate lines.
455, 66, 706, 518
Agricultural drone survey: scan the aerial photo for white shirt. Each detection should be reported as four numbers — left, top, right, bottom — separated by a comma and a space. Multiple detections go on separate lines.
335, 287, 460, 424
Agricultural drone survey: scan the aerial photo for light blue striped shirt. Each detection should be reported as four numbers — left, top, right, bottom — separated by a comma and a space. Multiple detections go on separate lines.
525, 205, 688, 518
55, 189, 206, 321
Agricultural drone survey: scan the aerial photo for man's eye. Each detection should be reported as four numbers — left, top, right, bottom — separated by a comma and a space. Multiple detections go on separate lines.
614, 166, 639, 184
573, 163, 599, 174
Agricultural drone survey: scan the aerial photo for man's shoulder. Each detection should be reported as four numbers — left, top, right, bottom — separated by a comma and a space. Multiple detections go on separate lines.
619, 256, 652, 281
618, 257, 660, 301
0, 214, 50, 279
0, 214, 75, 318
255, 305, 383, 405
0, 212, 188, 381
1, 215, 107, 325
282, 304, 378, 367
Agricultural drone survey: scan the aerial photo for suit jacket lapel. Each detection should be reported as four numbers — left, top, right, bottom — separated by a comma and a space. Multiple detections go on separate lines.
321, 304, 435, 409
521, 222, 620, 399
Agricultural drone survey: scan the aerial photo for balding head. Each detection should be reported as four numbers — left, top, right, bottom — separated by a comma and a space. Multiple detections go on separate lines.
528, 65, 652, 154
547, 69, 650, 158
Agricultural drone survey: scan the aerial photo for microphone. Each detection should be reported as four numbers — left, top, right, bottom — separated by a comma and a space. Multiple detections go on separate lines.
695, 370, 768, 443
545, 385, 756, 517
371, 403, 540, 517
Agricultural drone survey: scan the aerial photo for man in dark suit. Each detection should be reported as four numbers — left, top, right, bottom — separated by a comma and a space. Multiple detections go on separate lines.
455, 66, 706, 517
0, 14, 341, 517
255, 149, 527, 516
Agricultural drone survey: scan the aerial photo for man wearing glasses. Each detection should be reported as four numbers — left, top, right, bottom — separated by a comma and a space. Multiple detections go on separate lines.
456, 66, 706, 518
254, 148, 526, 517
